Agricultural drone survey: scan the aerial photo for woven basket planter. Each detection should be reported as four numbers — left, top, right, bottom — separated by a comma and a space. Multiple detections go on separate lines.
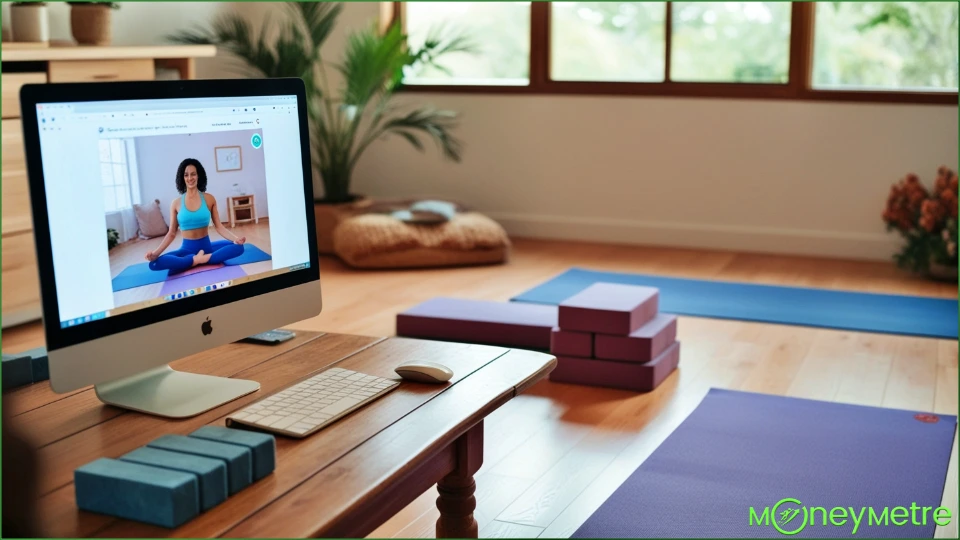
71, 4, 113, 46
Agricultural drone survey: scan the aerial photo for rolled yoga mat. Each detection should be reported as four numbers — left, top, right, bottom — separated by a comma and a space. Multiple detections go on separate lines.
572, 389, 957, 538
111, 244, 271, 292
512, 268, 958, 339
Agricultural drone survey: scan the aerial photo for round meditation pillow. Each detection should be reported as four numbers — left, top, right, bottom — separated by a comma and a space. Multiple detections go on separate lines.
332, 212, 510, 269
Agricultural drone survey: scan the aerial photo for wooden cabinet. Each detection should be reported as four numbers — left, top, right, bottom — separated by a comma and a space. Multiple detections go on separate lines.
0, 44, 215, 327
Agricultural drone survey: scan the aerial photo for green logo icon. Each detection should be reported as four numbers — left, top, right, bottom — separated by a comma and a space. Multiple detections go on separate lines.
251, 133, 263, 149
772, 498, 807, 535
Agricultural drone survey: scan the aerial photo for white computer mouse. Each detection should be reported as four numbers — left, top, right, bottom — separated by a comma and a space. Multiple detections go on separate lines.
395, 360, 454, 384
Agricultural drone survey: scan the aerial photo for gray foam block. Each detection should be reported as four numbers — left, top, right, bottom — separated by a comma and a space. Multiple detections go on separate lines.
188, 426, 276, 481
120, 447, 227, 512
147, 435, 252, 495
24, 347, 49, 382
2, 353, 33, 390
74, 458, 199, 528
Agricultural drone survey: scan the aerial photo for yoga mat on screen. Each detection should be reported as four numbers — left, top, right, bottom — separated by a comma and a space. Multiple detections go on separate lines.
111, 244, 271, 292
222, 244, 271, 267
159, 265, 247, 297
511, 268, 958, 339
573, 389, 957, 538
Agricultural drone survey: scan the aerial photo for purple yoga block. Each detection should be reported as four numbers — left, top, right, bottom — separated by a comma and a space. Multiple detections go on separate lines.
396, 298, 558, 350
549, 341, 680, 392
594, 313, 677, 363
550, 328, 593, 358
558, 283, 659, 335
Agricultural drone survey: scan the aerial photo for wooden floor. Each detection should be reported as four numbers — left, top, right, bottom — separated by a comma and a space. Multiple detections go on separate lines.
2, 238, 956, 538
108, 221, 272, 306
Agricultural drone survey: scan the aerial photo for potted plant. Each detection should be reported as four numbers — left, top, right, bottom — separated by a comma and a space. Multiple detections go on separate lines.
10, 2, 49, 43
169, 2, 473, 253
882, 166, 958, 281
68, 2, 119, 46
106, 228, 119, 250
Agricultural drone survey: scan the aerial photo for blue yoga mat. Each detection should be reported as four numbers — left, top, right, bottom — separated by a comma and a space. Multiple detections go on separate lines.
111, 244, 272, 292
512, 268, 958, 339
573, 389, 957, 538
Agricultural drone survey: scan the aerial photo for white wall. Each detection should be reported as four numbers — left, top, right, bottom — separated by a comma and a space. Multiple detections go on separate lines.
11, 1, 955, 260
135, 129, 268, 225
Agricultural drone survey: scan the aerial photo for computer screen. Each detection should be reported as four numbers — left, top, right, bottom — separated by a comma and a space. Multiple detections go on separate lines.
33, 95, 312, 328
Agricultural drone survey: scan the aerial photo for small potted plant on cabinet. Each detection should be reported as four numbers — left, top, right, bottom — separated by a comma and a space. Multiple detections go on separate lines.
68, 2, 119, 46
10, 2, 49, 44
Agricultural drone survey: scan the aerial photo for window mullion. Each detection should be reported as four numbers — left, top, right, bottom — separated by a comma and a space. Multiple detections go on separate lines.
788, 1, 814, 97
530, 1, 550, 89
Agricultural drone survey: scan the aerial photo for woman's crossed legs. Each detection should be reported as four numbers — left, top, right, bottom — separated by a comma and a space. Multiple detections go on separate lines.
149, 236, 244, 273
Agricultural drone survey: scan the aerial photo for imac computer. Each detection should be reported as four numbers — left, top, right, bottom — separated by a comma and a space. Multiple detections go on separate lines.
19, 78, 322, 418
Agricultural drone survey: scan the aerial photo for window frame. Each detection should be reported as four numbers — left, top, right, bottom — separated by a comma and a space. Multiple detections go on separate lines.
389, 1, 958, 105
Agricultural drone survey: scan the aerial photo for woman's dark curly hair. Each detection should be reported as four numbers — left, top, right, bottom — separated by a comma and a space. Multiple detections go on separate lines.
175, 158, 207, 194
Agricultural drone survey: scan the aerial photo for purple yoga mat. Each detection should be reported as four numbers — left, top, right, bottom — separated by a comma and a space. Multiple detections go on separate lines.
573, 389, 957, 538
159, 265, 247, 297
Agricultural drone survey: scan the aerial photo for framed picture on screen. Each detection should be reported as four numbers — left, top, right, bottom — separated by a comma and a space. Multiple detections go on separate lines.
215, 145, 242, 172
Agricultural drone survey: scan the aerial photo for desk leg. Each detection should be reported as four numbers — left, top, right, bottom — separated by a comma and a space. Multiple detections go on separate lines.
436, 421, 483, 539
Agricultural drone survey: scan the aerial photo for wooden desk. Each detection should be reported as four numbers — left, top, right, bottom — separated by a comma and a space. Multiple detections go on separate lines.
2, 332, 555, 538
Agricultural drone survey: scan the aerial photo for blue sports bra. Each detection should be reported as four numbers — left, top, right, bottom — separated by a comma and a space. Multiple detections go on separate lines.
178, 193, 211, 231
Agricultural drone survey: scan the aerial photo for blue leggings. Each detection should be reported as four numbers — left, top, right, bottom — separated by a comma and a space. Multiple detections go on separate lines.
149, 236, 244, 273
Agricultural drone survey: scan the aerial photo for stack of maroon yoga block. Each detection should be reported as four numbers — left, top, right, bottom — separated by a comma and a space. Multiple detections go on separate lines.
549, 283, 680, 392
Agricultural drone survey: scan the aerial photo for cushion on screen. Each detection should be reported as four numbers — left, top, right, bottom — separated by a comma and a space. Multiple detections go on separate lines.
134, 199, 170, 239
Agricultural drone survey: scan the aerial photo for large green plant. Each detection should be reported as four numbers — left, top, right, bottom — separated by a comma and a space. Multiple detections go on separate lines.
169, 2, 472, 203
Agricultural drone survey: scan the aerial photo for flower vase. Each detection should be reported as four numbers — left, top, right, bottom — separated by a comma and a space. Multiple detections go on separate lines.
928, 261, 958, 283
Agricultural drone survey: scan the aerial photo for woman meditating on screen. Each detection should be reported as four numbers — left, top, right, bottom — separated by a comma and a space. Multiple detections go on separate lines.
145, 158, 246, 272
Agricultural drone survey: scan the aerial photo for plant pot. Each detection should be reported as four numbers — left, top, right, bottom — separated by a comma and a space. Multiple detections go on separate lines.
11, 3, 49, 43
70, 4, 112, 46
314, 195, 371, 255
928, 261, 958, 283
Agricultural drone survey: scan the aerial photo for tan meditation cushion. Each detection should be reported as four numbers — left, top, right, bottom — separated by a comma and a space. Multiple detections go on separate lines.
134, 199, 169, 239
333, 212, 510, 269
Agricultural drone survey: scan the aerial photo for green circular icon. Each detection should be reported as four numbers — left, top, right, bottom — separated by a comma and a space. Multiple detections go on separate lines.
772, 498, 807, 535
251, 133, 263, 149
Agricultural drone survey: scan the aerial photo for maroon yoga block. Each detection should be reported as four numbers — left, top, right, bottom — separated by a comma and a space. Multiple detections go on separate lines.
549, 341, 680, 392
558, 283, 659, 335
550, 327, 593, 358
594, 314, 678, 363
396, 298, 558, 350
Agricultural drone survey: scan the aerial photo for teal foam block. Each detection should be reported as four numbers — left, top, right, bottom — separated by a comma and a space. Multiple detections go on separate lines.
24, 347, 48, 382
74, 458, 199, 528
147, 435, 252, 495
2, 353, 33, 390
188, 426, 276, 481
120, 447, 227, 512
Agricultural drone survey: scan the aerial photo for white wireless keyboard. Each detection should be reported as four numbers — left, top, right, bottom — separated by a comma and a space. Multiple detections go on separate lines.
226, 367, 399, 438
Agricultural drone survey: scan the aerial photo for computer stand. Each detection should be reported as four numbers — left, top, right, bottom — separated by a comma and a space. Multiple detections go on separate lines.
94, 365, 259, 418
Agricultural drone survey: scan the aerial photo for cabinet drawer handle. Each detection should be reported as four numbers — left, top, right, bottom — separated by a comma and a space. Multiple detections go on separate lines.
93, 73, 120, 80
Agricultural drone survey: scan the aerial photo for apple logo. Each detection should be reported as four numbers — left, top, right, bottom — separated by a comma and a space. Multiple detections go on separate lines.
201, 317, 213, 336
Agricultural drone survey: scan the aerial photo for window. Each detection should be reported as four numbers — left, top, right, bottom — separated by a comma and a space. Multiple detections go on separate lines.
551, 2, 666, 82
812, 2, 959, 91
393, 1, 959, 104
670, 2, 792, 83
404, 1, 530, 85
99, 139, 139, 213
